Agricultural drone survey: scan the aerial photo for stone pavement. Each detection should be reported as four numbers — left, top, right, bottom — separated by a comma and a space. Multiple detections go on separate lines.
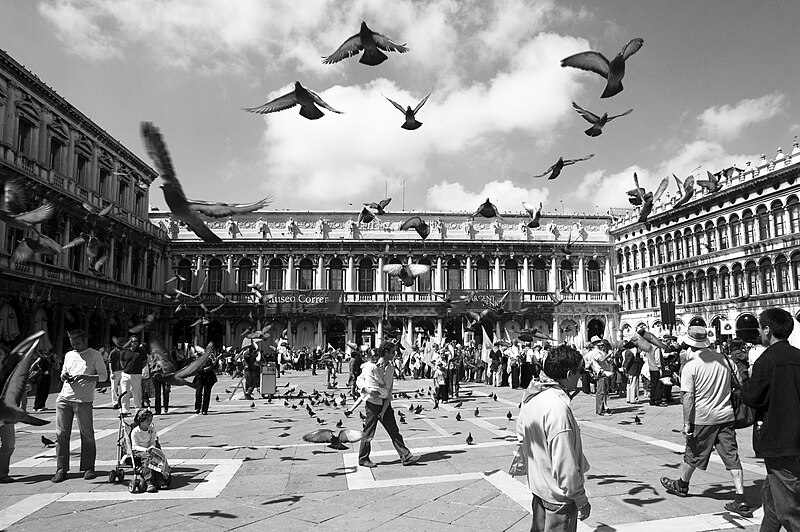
0, 371, 766, 531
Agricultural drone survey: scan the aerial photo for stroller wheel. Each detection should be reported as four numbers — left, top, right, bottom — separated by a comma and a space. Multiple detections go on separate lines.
108, 470, 117, 483
118, 469, 125, 482
128, 479, 137, 493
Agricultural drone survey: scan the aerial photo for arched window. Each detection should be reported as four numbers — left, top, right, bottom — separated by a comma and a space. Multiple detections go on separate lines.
649, 281, 658, 307
657, 278, 666, 303
297, 258, 314, 290
775, 255, 789, 292
639, 245, 647, 269
386, 258, 404, 292
742, 209, 755, 244
417, 258, 433, 292
532, 258, 548, 292
717, 218, 729, 250
684, 228, 694, 257
664, 234, 674, 262
695, 271, 705, 302
656, 237, 665, 265
675, 275, 685, 304
705, 221, 716, 251
686, 273, 695, 303
792, 252, 800, 291
504, 259, 519, 290
719, 266, 730, 299
772, 200, 786, 237
759, 257, 774, 293
757, 205, 771, 240
560, 259, 574, 290
729, 213, 741, 247
268, 258, 284, 290
694, 224, 704, 255
745, 261, 758, 295
787, 196, 800, 233
447, 258, 462, 290
207, 258, 223, 294
632, 246, 639, 270
586, 260, 601, 292
617, 250, 624, 274
625, 285, 632, 309
633, 284, 640, 309
358, 257, 374, 292
666, 276, 675, 302
640, 282, 648, 309
474, 258, 491, 290
177, 258, 193, 294
618, 287, 625, 310
707, 268, 718, 300
732, 263, 744, 297
647, 240, 656, 266
237, 258, 253, 293
328, 257, 344, 290
624, 248, 632, 271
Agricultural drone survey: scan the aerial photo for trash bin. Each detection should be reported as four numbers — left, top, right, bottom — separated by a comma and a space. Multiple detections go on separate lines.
261, 362, 277, 396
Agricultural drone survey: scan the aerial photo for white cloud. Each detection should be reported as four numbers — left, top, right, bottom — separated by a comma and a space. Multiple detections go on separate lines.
697, 92, 785, 141
426, 180, 550, 214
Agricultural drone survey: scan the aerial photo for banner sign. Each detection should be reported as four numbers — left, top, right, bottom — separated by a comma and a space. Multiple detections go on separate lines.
263, 290, 343, 314
445, 290, 521, 312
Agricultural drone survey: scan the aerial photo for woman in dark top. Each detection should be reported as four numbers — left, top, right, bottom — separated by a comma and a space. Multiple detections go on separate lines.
32, 350, 53, 411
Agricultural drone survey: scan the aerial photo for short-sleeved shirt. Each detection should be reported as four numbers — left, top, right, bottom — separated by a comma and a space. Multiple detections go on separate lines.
680, 348, 734, 425
59, 348, 108, 403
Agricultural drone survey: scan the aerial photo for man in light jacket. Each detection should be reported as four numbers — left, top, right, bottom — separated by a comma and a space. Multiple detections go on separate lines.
517, 344, 591, 531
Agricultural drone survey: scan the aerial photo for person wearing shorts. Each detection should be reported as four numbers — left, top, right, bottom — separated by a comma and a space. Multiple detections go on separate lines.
660, 326, 752, 518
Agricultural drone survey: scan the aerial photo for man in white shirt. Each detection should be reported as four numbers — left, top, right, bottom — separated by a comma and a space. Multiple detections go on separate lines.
52, 329, 108, 483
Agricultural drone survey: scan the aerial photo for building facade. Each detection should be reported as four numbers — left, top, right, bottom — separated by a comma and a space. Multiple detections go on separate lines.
0, 48, 170, 353
610, 142, 800, 346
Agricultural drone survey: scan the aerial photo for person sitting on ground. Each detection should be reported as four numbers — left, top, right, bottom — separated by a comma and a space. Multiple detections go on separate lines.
130, 409, 167, 493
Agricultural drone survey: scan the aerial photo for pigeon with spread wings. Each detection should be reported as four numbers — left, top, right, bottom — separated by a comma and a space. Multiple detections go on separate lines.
532, 154, 594, 180
151, 334, 212, 387
11, 233, 62, 266
384, 93, 430, 130
0, 331, 49, 425
696, 171, 721, 194
0, 179, 55, 235
572, 102, 633, 137
302, 429, 363, 450
322, 21, 409, 66
561, 38, 644, 99
383, 263, 431, 287
630, 172, 668, 223
141, 122, 271, 243
243, 81, 343, 120
399, 216, 430, 239
522, 202, 542, 228
473, 198, 503, 219
673, 173, 695, 209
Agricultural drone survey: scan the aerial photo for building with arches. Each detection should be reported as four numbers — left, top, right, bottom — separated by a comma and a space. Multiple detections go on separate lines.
611, 142, 800, 346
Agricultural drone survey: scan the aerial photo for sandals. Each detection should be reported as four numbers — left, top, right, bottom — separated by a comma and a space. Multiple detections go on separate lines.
724, 501, 754, 518
660, 476, 689, 497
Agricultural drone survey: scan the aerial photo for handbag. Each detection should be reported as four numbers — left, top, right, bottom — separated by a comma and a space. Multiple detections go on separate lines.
724, 356, 755, 429
508, 444, 527, 477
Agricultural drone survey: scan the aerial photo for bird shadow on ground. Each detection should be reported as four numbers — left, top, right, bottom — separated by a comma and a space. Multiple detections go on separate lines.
188, 510, 237, 519
317, 466, 356, 478
190, 434, 212, 438
607, 406, 641, 414
279, 456, 307, 461
262, 495, 303, 506
586, 474, 640, 486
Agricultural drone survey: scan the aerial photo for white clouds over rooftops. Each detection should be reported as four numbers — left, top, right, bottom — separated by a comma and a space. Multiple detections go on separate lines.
697, 92, 786, 141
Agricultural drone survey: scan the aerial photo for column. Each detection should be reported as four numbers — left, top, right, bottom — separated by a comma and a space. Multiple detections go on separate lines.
37, 110, 51, 163
286, 255, 294, 289
493, 257, 501, 289
406, 317, 413, 344
124, 244, 133, 284
66, 131, 76, 182
465, 256, 472, 289
550, 257, 558, 290
436, 318, 443, 343
61, 218, 71, 267
225, 319, 231, 346
107, 236, 116, 279
603, 258, 613, 292
577, 256, 586, 292
226, 255, 234, 291
347, 257, 355, 291
522, 257, 530, 292
377, 319, 383, 347
579, 317, 587, 348
257, 255, 264, 285
347, 317, 353, 344
376, 256, 384, 292
436, 257, 443, 292
2, 81, 16, 146
195, 255, 206, 293
317, 319, 324, 349
316, 256, 324, 289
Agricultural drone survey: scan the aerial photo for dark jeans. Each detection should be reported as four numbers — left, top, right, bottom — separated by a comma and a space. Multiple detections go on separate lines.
358, 401, 412, 464
34, 375, 51, 410
761, 455, 800, 532
55, 398, 96, 473
595, 375, 610, 414
648, 370, 663, 405
194, 382, 213, 413
531, 494, 578, 532
154, 381, 170, 413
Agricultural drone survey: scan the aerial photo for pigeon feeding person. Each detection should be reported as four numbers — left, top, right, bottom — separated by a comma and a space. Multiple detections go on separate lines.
384, 93, 430, 130
141, 123, 271, 243
323, 21, 409, 66
243, 81, 343, 120
561, 38, 644, 99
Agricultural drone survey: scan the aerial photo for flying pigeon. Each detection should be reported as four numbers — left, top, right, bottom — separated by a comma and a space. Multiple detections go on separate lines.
572, 102, 633, 137
453, 401, 462, 409
629, 172, 668, 223
383, 263, 431, 287
322, 21, 409, 66
303, 429, 363, 450
0, 186, 54, 235
384, 93, 430, 130
11, 234, 62, 266
522, 202, 543, 228
150, 334, 212, 387
399, 216, 430, 239
696, 171, 721, 194
141, 122, 271, 242
243, 81, 343, 120
129, 313, 156, 334
0, 331, 49, 425
561, 38, 644, 98
532, 154, 594, 180
673, 173, 695, 209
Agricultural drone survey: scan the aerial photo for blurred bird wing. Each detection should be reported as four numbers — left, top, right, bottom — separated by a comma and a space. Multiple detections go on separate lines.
140, 122, 189, 202
620, 37, 644, 60
149, 334, 177, 375
631, 173, 646, 203
652, 177, 669, 202
358, 206, 377, 224
684, 175, 695, 191
384, 95, 406, 114
413, 93, 431, 114
11, 240, 34, 264
406, 264, 431, 277
189, 196, 272, 218
521, 201, 537, 215
196, 275, 207, 297
302, 429, 334, 443
174, 349, 210, 379
36, 234, 63, 254
561, 51, 610, 77
382, 264, 404, 276
307, 89, 343, 114
607, 108, 634, 121
566, 153, 594, 164
97, 203, 115, 217
15, 202, 55, 226
338, 429, 363, 443
93, 254, 109, 270
372, 33, 409, 54
243, 92, 299, 114
322, 34, 362, 64
532, 163, 556, 178
2, 332, 43, 402
399, 216, 423, 231
1, 179, 27, 214
673, 174, 684, 193
572, 102, 600, 124
377, 197, 392, 210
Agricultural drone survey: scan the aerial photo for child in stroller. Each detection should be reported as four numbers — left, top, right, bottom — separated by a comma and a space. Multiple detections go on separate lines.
130, 409, 169, 493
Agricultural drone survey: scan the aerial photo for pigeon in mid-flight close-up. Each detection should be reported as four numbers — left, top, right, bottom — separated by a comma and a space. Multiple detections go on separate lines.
561, 38, 644, 98
322, 21, 409, 66
532, 155, 595, 180
571, 102, 633, 137
384, 93, 430, 130
243, 81, 343, 120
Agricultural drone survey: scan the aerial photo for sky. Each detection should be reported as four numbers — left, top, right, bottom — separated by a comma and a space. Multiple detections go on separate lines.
3, 0, 800, 218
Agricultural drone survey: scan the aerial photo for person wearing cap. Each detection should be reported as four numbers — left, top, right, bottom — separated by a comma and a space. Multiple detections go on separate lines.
661, 326, 751, 517
52, 329, 108, 483
741, 308, 800, 530
588, 336, 613, 416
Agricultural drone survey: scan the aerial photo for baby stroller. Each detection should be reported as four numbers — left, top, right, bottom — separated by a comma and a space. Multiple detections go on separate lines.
108, 409, 171, 493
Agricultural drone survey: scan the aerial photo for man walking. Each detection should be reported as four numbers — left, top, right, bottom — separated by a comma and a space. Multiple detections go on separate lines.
660, 326, 751, 517
119, 335, 146, 415
741, 308, 800, 530
52, 329, 107, 482
358, 333, 418, 469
